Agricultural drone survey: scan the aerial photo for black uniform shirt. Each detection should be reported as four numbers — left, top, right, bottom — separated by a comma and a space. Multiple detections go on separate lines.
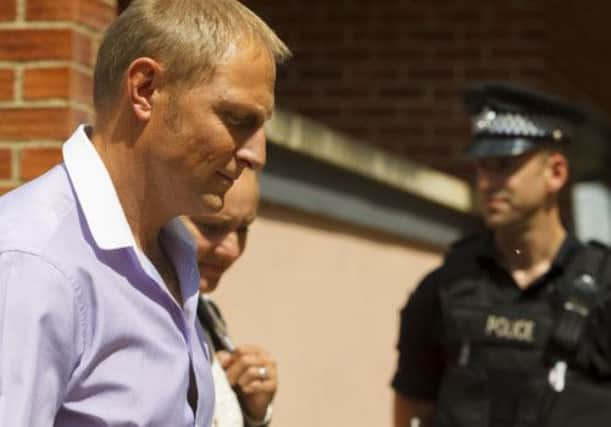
391, 233, 582, 400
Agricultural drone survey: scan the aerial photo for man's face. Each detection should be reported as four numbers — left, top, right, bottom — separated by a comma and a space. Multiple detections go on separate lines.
475, 150, 562, 229
147, 42, 274, 216
182, 169, 259, 293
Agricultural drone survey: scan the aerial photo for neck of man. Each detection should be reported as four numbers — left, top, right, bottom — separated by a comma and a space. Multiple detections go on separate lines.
493, 204, 567, 289
90, 122, 174, 261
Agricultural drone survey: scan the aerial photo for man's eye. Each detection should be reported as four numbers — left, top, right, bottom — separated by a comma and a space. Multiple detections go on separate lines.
225, 113, 256, 129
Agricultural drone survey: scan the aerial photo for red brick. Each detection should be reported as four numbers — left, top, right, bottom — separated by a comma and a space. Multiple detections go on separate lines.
491, 47, 546, 59
20, 148, 63, 181
464, 66, 513, 80
0, 69, 14, 101
241, 1, 583, 180
0, 185, 17, 196
0, 29, 92, 66
27, 0, 115, 32
26, 0, 75, 22
0, 107, 87, 141
344, 66, 400, 82
349, 105, 399, 119
433, 124, 471, 139
0, 1, 16, 21
407, 30, 455, 43
23, 67, 69, 101
409, 66, 455, 80
297, 68, 342, 81
76, 0, 116, 31
320, 85, 371, 97
378, 126, 428, 139
433, 48, 483, 61
0, 149, 12, 179
23, 67, 93, 104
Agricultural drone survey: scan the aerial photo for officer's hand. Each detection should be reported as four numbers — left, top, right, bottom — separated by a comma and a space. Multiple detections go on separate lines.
217, 345, 277, 422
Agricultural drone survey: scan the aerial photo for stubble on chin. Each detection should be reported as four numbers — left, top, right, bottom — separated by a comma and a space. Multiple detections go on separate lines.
199, 277, 219, 294
198, 192, 224, 214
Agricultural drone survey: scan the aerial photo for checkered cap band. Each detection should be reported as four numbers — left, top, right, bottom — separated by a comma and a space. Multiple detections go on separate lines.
472, 108, 557, 139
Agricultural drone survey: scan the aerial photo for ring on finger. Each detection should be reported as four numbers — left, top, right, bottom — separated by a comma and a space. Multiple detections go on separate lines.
257, 366, 268, 381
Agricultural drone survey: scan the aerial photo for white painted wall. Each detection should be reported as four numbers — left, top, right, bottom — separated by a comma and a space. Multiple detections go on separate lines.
573, 181, 611, 244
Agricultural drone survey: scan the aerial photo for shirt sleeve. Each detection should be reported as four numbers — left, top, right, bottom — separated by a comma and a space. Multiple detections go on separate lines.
0, 251, 83, 425
391, 269, 445, 400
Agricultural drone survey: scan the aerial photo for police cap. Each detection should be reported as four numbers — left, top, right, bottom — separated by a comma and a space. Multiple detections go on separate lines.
463, 82, 586, 159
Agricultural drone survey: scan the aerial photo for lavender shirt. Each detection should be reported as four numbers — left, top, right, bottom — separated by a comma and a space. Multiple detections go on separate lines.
0, 126, 214, 426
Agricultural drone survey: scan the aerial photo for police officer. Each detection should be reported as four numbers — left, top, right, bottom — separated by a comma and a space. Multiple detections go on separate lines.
392, 82, 611, 427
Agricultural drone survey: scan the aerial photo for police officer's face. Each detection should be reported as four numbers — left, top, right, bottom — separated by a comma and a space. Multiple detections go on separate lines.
475, 150, 568, 229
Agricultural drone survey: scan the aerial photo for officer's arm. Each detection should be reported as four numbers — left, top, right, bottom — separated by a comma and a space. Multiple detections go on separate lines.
392, 271, 443, 427
394, 393, 434, 427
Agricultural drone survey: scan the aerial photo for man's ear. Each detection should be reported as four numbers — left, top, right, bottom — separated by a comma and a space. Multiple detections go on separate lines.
546, 152, 569, 193
125, 57, 163, 122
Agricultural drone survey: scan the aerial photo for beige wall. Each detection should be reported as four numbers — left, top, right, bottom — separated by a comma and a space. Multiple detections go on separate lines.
213, 203, 442, 427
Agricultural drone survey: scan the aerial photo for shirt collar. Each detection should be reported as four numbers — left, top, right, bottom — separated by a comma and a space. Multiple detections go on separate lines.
550, 234, 581, 271
63, 126, 198, 257
63, 125, 135, 250
478, 231, 580, 272
162, 216, 198, 256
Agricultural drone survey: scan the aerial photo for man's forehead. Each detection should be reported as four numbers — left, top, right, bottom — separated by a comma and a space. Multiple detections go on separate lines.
477, 152, 530, 161
209, 47, 276, 110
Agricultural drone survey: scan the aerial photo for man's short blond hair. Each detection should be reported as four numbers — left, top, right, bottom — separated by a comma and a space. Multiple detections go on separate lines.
93, 0, 291, 116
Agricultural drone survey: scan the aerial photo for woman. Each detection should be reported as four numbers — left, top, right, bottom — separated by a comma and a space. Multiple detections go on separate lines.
183, 169, 277, 427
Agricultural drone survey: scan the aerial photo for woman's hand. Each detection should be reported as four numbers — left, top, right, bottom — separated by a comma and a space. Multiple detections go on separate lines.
217, 345, 278, 422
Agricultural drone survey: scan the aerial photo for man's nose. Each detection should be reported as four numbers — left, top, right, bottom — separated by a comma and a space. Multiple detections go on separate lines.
475, 166, 494, 191
237, 128, 266, 171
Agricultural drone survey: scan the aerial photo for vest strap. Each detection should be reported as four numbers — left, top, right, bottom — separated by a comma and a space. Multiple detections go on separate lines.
550, 243, 610, 360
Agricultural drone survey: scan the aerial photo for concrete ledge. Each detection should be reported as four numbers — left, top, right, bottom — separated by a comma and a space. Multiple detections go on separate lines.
266, 109, 474, 213
260, 144, 479, 248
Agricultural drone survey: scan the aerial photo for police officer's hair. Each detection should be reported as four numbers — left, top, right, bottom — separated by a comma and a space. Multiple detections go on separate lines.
93, 0, 291, 117
538, 141, 569, 156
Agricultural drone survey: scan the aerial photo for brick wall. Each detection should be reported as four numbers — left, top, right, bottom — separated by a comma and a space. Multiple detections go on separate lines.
242, 0, 611, 181
0, 0, 115, 193
2, 1, 610, 188
242, 0, 549, 180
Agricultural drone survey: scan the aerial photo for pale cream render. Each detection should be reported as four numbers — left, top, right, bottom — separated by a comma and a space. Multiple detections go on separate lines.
213, 203, 442, 427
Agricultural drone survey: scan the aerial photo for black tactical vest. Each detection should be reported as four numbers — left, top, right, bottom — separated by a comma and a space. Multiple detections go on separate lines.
434, 236, 611, 427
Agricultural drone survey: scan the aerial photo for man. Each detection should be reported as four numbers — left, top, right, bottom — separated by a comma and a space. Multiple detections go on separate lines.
0, 0, 290, 425
183, 168, 278, 427
392, 83, 611, 427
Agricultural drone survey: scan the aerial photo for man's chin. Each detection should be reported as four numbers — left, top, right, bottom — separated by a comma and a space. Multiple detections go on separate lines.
483, 213, 511, 229
195, 193, 224, 215
485, 215, 524, 232
199, 278, 220, 294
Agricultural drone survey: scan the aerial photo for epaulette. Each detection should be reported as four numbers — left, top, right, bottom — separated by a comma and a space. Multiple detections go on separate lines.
447, 232, 489, 258
442, 232, 489, 274
586, 239, 611, 252
449, 232, 485, 250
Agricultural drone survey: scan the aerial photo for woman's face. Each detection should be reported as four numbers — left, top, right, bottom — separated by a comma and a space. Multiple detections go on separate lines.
182, 169, 259, 292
